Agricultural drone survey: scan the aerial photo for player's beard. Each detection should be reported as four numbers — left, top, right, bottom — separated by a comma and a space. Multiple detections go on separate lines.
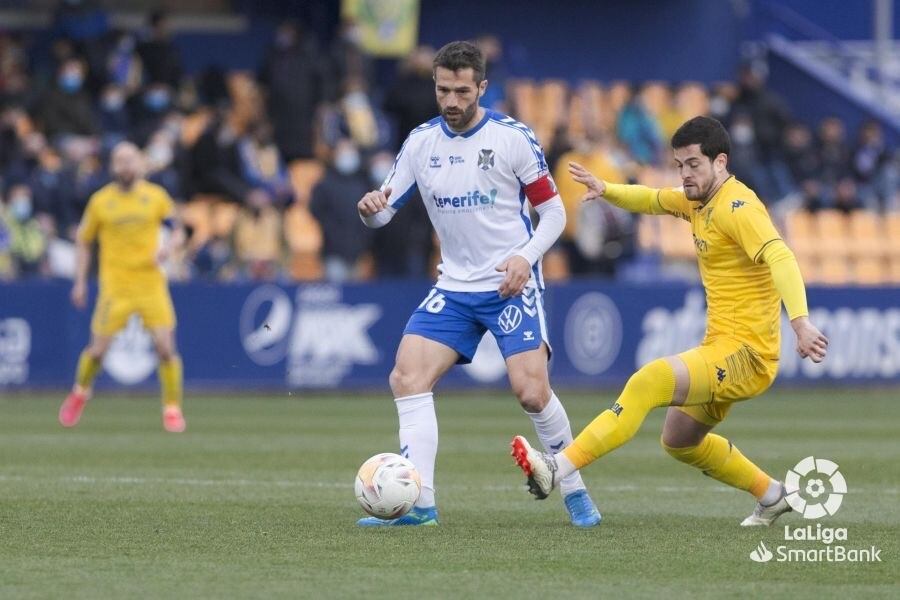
685, 177, 713, 201
441, 101, 478, 132
115, 172, 137, 189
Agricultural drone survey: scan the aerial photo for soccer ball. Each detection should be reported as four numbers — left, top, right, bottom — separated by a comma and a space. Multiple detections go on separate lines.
354, 453, 421, 519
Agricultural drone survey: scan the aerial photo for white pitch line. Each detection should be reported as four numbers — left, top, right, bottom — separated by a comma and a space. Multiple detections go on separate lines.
0, 474, 897, 495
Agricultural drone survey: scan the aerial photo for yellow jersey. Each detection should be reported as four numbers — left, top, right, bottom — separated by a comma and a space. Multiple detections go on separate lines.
607, 176, 784, 360
78, 180, 174, 295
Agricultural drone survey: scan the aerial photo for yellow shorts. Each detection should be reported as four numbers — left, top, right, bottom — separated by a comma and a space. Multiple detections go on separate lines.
676, 338, 778, 426
91, 287, 176, 337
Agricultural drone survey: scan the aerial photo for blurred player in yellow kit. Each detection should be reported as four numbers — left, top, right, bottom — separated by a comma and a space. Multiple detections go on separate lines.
512, 116, 828, 526
59, 142, 186, 433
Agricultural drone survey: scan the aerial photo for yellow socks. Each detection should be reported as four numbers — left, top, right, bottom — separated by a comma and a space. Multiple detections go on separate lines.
557, 353, 773, 500
663, 433, 771, 498
158, 356, 183, 409
75, 352, 102, 389
564, 359, 676, 469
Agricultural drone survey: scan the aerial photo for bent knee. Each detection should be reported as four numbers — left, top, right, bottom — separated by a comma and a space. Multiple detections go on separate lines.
154, 342, 176, 361
620, 359, 677, 409
661, 436, 698, 466
158, 348, 176, 362
87, 340, 110, 360
661, 432, 695, 454
625, 358, 672, 390
515, 384, 550, 413
389, 366, 432, 397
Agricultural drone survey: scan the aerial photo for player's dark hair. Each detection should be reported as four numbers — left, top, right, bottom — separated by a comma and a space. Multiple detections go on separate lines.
433, 41, 486, 83
671, 116, 730, 161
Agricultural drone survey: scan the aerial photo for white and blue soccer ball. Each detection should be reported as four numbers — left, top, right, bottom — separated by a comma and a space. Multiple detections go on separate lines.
355, 453, 421, 519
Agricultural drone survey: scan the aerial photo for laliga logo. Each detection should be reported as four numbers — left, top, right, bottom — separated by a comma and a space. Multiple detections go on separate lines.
784, 456, 847, 519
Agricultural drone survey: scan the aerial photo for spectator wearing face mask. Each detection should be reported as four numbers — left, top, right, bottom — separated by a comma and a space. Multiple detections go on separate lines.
130, 82, 173, 146
310, 139, 373, 282
96, 83, 130, 149
1, 183, 47, 277
36, 58, 99, 140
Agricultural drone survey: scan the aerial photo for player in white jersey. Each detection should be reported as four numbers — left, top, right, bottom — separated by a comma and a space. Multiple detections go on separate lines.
356, 41, 601, 527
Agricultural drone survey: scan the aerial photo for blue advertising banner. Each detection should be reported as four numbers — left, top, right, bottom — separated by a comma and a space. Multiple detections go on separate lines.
1, 281, 898, 391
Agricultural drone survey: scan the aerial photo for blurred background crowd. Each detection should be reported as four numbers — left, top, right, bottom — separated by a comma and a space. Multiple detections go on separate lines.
1, 1, 898, 285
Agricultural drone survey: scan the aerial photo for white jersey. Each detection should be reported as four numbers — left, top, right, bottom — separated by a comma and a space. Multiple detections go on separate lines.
383, 109, 553, 292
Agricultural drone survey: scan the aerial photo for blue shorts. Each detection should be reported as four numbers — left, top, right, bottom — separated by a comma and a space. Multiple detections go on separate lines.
404, 286, 551, 364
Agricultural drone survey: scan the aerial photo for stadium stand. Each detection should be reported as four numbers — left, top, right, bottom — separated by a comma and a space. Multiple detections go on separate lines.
0, 6, 896, 285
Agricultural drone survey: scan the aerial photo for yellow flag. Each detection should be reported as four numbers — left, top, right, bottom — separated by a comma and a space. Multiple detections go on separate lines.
342, 0, 420, 57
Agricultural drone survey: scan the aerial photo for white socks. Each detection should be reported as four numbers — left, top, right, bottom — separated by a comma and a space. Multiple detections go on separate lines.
526, 392, 586, 496
760, 478, 784, 506
395, 392, 438, 508
554, 452, 577, 482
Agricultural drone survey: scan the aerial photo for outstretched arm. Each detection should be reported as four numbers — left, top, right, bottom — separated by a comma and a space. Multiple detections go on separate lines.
759, 241, 828, 363
568, 161, 672, 215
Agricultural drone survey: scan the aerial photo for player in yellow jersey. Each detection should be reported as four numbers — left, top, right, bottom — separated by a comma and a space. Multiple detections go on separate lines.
511, 116, 828, 526
58, 142, 186, 433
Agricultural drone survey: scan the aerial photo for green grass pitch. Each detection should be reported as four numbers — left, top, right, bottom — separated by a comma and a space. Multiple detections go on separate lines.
1, 389, 898, 599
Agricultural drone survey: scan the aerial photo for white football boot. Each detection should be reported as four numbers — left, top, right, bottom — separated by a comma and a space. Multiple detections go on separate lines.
741, 484, 792, 526
510, 435, 557, 499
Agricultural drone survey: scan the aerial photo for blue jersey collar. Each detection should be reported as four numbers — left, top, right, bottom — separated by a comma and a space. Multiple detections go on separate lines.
440, 109, 490, 139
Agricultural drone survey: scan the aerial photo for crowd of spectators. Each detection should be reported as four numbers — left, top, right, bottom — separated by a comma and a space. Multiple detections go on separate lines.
0, 10, 896, 282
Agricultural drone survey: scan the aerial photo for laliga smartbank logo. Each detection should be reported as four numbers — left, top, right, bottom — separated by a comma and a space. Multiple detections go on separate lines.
749, 457, 882, 564
784, 456, 846, 518
749, 541, 773, 563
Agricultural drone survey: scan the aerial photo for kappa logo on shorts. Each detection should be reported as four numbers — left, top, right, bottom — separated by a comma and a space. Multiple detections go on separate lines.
498, 305, 522, 334
716, 366, 727, 382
